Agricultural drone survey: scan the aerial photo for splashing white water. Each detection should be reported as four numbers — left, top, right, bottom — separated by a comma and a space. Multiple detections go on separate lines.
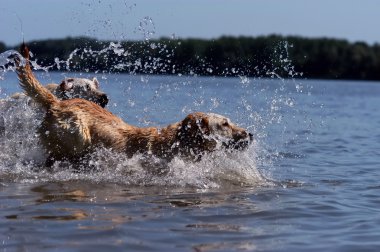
0, 50, 25, 80
0, 22, 310, 189
0, 95, 265, 188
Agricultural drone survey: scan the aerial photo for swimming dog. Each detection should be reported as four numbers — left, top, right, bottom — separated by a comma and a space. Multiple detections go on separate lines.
11, 76, 108, 108
15, 44, 252, 166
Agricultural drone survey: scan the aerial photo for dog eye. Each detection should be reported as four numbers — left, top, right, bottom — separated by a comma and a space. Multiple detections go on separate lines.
222, 121, 229, 127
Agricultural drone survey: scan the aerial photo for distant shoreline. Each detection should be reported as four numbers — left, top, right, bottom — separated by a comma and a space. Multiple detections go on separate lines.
1, 35, 379, 81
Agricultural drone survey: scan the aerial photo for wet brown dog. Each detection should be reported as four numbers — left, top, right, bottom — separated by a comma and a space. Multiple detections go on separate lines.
11, 76, 108, 108
16, 44, 252, 166
46, 77, 108, 108
1, 53, 108, 137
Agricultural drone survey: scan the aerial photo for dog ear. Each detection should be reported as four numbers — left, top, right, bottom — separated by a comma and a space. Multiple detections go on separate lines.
59, 79, 74, 91
92, 78, 100, 89
181, 113, 209, 136
178, 113, 214, 158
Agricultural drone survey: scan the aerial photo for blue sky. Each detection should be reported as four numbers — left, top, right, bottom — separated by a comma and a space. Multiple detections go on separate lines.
1, 0, 379, 46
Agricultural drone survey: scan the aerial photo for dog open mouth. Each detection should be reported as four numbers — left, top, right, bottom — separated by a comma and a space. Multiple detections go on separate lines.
221, 132, 253, 151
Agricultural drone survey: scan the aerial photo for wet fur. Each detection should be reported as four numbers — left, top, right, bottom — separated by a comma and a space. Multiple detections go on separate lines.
11, 77, 108, 108
16, 44, 251, 166
45, 77, 108, 108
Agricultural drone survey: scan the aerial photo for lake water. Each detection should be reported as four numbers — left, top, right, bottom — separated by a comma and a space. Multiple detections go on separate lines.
0, 72, 379, 251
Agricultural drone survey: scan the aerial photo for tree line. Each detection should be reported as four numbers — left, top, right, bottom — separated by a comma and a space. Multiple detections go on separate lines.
1, 35, 380, 80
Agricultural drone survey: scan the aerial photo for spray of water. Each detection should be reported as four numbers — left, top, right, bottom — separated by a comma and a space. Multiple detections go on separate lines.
0, 13, 311, 189
0, 95, 265, 188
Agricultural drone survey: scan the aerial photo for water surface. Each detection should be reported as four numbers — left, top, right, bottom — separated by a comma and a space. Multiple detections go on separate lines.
0, 73, 379, 251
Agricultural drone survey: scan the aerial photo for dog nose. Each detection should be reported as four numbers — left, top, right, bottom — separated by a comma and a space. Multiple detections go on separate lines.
99, 94, 109, 107
249, 133, 253, 141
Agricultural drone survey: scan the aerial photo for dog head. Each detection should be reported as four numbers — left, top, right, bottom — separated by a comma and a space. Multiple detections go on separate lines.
178, 112, 253, 158
56, 77, 108, 107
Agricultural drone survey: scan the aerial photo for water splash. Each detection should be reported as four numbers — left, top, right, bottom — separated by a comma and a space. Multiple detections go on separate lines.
0, 72, 265, 188
0, 96, 265, 188
135, 16, 156, 41
51, 146, 265, 189
0, 50, 24, 80
0, 16, 313, 188
0, 98, 46, 171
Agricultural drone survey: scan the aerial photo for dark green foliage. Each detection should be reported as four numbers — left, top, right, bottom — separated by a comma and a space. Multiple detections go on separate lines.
2, 35, 380, 80
0, 42, 6, 53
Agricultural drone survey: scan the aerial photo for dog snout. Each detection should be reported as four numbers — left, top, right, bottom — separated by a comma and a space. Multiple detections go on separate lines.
99, 94, 109, 107
242, 131, 254, 143
227, 129, 252, 151
235, 129, 249, 140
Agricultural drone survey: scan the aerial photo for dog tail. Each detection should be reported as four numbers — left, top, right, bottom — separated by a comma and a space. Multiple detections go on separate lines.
15, 43, 58, 109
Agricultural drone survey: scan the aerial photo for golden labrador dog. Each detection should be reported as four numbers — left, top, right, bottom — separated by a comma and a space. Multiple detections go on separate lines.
11, 76, 108, 108
15, 44, 252, 166
0, 77, 108, 138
